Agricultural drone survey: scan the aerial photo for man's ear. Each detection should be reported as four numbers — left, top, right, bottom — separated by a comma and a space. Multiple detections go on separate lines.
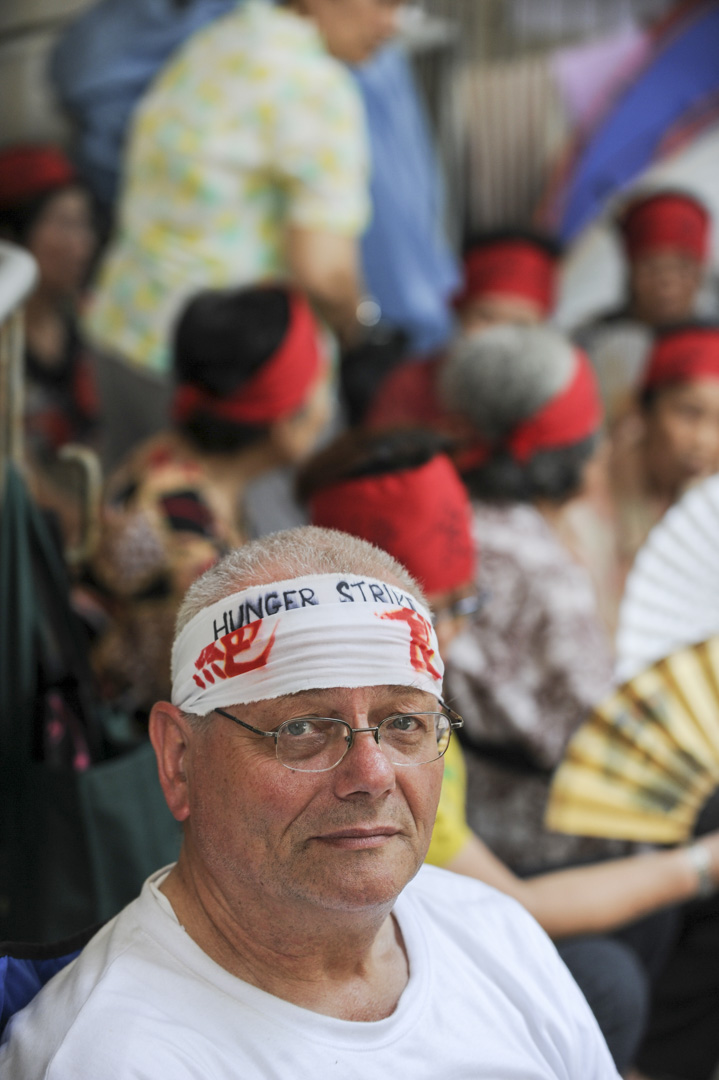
149, 702, 194, 822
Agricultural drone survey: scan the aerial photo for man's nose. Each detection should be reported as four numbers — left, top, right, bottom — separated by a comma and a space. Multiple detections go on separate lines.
334, 725, 396, 796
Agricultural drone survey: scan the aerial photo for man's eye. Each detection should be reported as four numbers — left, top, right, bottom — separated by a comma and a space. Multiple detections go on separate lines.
387, 714, 423, 733
284, 720, 316, 737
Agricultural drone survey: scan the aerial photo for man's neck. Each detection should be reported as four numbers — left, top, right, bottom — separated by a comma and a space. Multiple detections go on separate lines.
160, 856, 410, 1021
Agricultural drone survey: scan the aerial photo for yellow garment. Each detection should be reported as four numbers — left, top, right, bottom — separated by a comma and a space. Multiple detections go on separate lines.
425, 739, 473, 868
85, 0, 369, 375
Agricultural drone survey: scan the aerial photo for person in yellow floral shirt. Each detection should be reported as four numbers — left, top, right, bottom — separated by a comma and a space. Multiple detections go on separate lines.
85, 0, 403, 466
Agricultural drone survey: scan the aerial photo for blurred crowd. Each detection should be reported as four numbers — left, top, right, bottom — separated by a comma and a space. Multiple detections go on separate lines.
4, 1, 719, 1078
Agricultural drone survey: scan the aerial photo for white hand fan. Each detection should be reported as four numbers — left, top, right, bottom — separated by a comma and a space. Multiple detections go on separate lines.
615, 472, 719, 684
546, 473, 719, 844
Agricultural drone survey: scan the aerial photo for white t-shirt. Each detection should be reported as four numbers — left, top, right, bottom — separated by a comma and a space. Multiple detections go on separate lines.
0, 865, 619, 1079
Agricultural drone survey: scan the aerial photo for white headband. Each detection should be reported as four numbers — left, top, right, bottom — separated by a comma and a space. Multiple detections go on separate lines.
171, 573, 443, 714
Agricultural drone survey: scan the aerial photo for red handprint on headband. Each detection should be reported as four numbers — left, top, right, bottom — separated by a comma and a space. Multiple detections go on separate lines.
193, 622, 278, 689
380, 608, 441, 681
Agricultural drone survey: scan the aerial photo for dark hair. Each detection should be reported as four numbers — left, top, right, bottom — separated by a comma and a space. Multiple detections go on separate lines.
461, 226, 562, 261
178, 411, 270, 453
460, 435, 599, 504
296, 427, 455, 504
172, 285, 292, 451
173, 285, 290, 395
0, 185, 85, 245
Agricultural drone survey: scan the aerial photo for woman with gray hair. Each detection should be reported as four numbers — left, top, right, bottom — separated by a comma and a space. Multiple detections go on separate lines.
440, 323, 632, 875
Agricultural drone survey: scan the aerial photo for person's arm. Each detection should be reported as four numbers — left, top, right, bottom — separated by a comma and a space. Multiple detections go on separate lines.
286, 226, 363, 345
445, 830, 719, 939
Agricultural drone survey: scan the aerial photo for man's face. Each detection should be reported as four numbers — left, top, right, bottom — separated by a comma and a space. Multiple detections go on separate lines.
182, 683, 443, 916
306, 0, 404, 64
629, 251, 702, 326
644, 379, 719, 496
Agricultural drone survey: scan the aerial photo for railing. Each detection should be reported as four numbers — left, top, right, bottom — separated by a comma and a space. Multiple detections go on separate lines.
0, 241, 38, 493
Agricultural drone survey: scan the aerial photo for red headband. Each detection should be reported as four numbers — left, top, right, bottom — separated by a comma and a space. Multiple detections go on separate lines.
642, 327, 719, 390
457, 348, 602, 471
454, 242, 557, 315
310, 454, 476, 596
172, 293, 324, 426
620, 194, 710, 262
0, 145, 77, 210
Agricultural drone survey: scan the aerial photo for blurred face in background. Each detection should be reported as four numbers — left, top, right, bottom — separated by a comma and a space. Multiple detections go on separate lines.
630, 251, 702, 327
26, 186, 97, 298
643, 378, 719, 497
294, 0, 403, 63
429, 584, 480, 656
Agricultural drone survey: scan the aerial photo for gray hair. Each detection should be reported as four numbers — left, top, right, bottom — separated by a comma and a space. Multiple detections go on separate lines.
439, 323, 575, 441
175, 525, 426, 638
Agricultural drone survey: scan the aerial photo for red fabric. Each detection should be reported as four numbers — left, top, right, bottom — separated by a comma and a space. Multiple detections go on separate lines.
172, 293, 324, 426
642, 326, 719, 389
365, 354, 448, 430
310, 453, 476, 596
454, 241, 557, 315
620, 192, 710, 262
0, 145, 77, 209
458, 348, 602, 470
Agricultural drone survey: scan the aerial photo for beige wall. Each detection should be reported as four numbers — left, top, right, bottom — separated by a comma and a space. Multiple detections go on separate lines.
0, 0, 93, 147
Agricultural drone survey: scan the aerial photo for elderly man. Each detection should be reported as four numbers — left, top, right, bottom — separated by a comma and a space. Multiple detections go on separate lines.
0, 528, 619, 1077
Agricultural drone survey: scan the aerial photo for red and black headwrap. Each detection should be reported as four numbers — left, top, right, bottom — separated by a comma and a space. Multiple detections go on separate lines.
310, 454, 476, 596
642, 324, 719, 391
457, 347, 602, 471
454, 236, 559, 316
0, 144, 77, 211
619, 191, 710, 263
172, 290, 325, 427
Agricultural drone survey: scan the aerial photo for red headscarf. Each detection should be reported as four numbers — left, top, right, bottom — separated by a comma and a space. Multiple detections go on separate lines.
642, 325, 719, 390
172, 292, 325, 426
457, 347, 602, 470
454, 239, 558, 315
620, 192, 710, 263
0, 145, 77, 210
310, 454, 476, 596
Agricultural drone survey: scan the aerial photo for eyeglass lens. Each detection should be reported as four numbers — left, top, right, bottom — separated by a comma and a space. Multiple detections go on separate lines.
276, 713, 451, 772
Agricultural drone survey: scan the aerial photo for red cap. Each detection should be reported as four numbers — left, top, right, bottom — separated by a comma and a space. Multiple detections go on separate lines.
642, 325, 719, 390
0, 145, 77, 210
454, 239, 558, 315
172, 292, 325, 426
310, 454, 476, 596
458, 347, 602, 470
620, 192, 710, 263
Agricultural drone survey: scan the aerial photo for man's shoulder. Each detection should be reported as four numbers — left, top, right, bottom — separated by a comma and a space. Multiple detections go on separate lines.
405, 864, 547, 947
0, 877, 184, 1076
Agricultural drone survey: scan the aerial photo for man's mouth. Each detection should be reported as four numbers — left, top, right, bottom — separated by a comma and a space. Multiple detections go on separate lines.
312, 826, 401, 849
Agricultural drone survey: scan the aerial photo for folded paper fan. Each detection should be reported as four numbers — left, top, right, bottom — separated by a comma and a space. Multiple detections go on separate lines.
545, 636, 719, 844
615, 472, 719, 684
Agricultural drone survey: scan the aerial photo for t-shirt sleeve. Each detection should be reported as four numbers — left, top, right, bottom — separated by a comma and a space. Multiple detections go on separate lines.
271, 60, 371, 236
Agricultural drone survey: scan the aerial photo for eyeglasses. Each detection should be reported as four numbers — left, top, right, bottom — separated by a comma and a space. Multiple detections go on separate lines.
213, 704, 463, 773
431, 588, 488, 626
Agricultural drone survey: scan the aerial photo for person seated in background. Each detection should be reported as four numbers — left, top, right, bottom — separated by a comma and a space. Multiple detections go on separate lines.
0, 525, 620, 1079
0, 144, 99, 457
82, 0, 404, 468
575, 188, 711, 428
365, 228, 561, 430
84, 284, 329, 717
434, 323, 629, 873
300, 425, 719, 1076
609, 320, 719, 588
